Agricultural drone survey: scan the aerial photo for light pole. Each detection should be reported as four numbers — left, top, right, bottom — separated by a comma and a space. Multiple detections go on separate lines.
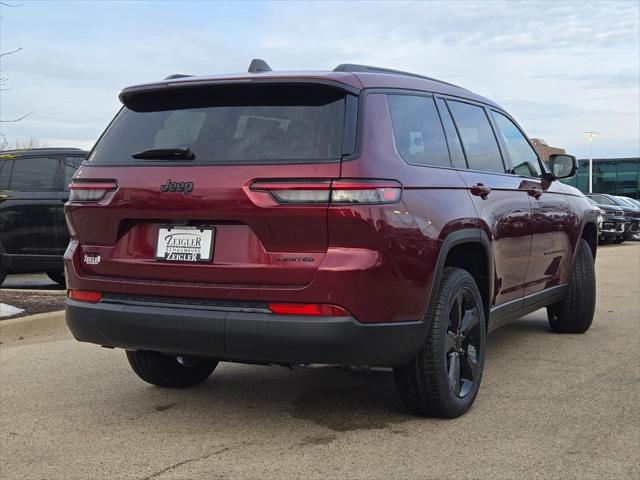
584, 131, 599, 193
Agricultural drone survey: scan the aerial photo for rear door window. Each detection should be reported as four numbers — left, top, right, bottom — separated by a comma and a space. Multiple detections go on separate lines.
491, 111, 541, 178
61, 156, 86, 188
9, 157, 59, 191
387, 95, 451, 167
89, 83, 350, 165
447, 100, 505, 174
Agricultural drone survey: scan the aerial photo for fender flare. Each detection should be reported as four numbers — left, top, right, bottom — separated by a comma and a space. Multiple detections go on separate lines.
575, 212, 599, 264
425, 228, 494, 317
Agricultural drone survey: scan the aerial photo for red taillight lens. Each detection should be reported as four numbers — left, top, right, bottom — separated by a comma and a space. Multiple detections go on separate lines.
268, 303, 350, 316
250, 179, 402, 205
68, 289, 102, 303
68, 180, 117, 202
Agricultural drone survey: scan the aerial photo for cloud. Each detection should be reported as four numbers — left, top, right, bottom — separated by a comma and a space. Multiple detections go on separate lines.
0, 0, 638, 158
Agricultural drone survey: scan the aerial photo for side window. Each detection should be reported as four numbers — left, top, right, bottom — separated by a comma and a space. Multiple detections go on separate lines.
447, 100, 505, 174
0, 159, 11, 189
9, 157, 58, 191
62, 156, 85, 188
435, 98, 467, 169
387, 95, 451, 167
491, 111, 541, 178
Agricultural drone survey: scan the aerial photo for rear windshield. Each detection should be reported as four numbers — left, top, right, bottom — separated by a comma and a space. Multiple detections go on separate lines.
89, 83, 350, 165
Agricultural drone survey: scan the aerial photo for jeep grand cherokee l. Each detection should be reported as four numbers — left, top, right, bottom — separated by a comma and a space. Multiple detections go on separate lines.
65, 61, 598, 418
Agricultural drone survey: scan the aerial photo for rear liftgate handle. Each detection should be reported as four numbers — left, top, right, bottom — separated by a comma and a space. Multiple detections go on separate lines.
470, 183, 491, 199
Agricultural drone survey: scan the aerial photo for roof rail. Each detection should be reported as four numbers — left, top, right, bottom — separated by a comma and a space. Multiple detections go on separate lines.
248, 58, 272, 73
0, 147, 86, 154
333, 63, 463, 89
164, 74, 193, 80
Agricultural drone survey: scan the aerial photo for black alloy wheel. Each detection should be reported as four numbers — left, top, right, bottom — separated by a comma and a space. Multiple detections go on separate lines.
394, 267, 486, 418
444, 289, 481, 398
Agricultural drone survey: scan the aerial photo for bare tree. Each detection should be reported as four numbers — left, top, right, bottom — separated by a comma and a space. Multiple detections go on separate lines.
0, 2, 34, 149
6, 137, 47, 149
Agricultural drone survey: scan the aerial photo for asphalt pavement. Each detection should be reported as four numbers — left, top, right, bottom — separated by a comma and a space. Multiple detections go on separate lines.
1, 273, 64, 290
1, 243, 639, 479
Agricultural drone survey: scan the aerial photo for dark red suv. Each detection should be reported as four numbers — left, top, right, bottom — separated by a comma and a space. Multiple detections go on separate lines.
65, 61, 598, 418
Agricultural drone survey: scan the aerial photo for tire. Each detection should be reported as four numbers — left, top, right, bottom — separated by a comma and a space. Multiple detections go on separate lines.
0, 267, 6, 287
126, 350, 218, 388
547, 239, 596, 334
394, 267, 486, 418
46, 271, 66, 286
613, 237, 624, 244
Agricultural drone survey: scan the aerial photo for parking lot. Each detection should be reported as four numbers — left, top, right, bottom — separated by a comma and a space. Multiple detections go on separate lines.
0, 242, 638, 479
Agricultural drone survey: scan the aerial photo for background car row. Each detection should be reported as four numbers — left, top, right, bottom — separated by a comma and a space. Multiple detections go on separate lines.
586, 193, 640, 243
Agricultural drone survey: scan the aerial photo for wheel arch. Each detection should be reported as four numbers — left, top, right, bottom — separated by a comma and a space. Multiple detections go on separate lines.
426, 229, 494, 324
580, 220, 598, 261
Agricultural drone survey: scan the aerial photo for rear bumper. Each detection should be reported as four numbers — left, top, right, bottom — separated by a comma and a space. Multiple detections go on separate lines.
66, 299, 428, 366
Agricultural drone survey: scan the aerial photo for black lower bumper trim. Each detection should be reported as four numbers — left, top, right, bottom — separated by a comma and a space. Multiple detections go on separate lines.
66, 299, 428, 367
1, 253, 62, 273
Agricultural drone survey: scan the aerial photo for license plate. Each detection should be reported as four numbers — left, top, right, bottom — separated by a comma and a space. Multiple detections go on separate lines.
155, 225, 214, 263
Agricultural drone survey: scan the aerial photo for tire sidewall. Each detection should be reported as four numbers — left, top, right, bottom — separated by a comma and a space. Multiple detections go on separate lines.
429, 269, 487, 415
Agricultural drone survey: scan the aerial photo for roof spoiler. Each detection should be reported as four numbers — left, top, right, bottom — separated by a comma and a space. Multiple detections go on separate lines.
248, 59, 272, 73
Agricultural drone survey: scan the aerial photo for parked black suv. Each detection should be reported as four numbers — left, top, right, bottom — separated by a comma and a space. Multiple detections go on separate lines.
585, 197, 625, 244
587, 193, 640, 242
0, 148, 88, 285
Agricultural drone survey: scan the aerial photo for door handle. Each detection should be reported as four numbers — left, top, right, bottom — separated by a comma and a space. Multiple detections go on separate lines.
470, 184, 491, 198
527, 187, 542, 199
0, 194, 9, 201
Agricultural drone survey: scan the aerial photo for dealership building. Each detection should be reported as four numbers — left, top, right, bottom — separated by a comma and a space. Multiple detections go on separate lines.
531, 139, 639, 199
562, 158, 640, 199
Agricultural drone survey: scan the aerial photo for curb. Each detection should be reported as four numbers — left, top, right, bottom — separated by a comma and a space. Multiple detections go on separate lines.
0, 288, 66, 295
0, 310, 67, 346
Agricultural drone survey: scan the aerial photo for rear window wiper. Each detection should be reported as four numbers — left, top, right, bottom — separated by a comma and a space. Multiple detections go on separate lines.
131, 148, 195, 160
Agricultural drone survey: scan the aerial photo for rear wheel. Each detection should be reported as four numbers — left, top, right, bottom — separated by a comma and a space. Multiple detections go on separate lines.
0, 268, 6, 286
547, 239, 596, 333
46, 271, 66, 286
126, 350, 218, 388
394, 268, 486, 418
613, 237, 624, 244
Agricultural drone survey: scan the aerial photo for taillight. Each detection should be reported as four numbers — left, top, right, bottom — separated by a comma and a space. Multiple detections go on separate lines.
250, 179, 402, 205
68, 180, 117, 202
250, 180, 331, 203
68, 289, 102, 303
268, 303, 350, 316
330, 179, 402, 204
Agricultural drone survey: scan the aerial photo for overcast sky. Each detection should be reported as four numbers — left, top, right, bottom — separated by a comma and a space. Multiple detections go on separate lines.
0, 0, 638, 158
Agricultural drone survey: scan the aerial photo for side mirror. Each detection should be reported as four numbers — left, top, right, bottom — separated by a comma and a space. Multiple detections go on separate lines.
548, 154, 577, 180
